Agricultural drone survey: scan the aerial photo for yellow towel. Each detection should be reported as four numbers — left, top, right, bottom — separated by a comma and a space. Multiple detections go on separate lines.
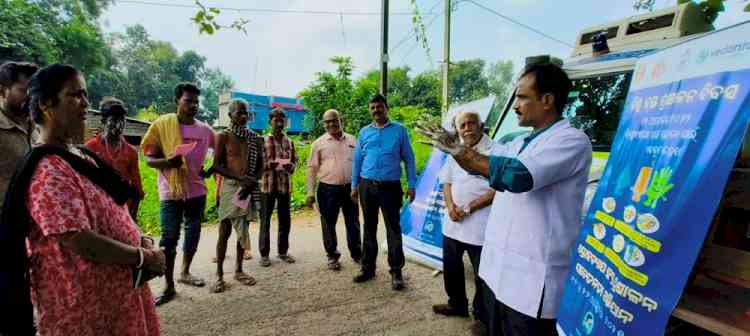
141, 113, 188, 199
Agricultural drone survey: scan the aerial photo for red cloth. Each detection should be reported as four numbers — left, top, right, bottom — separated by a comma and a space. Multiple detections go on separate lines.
26, 155, 159, 335
85, 135, 144, 207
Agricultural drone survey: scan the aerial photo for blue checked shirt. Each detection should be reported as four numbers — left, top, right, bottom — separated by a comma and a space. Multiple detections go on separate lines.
352, 121, 417, 189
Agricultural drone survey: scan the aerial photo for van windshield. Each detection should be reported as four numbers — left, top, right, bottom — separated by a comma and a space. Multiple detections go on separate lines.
563, 71, 633, 151
492, 71, 633, 150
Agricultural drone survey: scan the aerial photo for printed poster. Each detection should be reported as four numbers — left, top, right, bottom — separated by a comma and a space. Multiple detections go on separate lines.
557, 22, 750, 336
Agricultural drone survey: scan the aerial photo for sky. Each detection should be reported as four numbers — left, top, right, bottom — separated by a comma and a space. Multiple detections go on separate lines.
100, 0, 750, 98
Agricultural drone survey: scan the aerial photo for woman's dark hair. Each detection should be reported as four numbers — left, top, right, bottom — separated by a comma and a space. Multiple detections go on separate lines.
174, 82, 201, 102
369, 93, 388, 107
99, 96, 127, 120
28, 64, 80, 125
0, 61, 39, 88
519, 63, 572, 114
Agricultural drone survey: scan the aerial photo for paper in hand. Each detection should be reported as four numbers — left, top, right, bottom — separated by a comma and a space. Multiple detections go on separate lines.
275, 158, 291, 171
232, 190, 250, 209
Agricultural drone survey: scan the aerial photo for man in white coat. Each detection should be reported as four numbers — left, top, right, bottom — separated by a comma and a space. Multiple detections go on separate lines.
419, 63, 592, 335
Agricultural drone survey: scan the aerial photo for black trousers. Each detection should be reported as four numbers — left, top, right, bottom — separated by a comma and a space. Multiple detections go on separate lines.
259, 192, 291, 257
481, 281, 557, 336
317, 182, 362, 261
443, 236, 485, 320
358, 179, 405, 275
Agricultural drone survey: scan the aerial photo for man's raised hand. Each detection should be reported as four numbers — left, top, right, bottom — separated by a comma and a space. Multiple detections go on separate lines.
415, 122, 464, 156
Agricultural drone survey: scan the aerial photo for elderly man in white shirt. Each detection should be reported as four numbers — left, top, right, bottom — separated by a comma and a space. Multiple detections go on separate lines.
419, 63, 592, 336
432, 111, 495, 324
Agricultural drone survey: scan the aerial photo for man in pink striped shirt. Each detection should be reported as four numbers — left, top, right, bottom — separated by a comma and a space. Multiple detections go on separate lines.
306, 109, 362, 271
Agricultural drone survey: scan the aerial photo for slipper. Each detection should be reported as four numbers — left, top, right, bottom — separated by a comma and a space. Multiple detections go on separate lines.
154, 290, 176, 306
234, 272, 257, 286
178, 274, 206, 287
210, 279, 227, 293
243, 251, 253, 260
278, 254, 296, 264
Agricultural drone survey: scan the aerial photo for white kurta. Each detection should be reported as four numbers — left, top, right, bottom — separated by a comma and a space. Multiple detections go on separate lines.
438, 134, 495, 246
478, 119, 592, 319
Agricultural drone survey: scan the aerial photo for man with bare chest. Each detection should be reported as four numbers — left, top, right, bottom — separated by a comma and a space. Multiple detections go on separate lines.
210, 99, 264, 292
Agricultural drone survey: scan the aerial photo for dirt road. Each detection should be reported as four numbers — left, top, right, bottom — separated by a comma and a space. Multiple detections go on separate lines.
151, 210, 477, 336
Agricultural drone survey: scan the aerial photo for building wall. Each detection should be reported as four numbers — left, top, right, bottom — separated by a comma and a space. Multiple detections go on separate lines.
217, 91, 309, 134
84, 110, 151, 146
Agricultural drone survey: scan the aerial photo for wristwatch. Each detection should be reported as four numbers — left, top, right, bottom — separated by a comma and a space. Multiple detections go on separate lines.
462, 204, 472, 215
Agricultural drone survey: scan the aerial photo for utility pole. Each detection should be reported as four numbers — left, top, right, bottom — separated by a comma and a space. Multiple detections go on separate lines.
441, 0, 451, 117
379, 0, 389, 95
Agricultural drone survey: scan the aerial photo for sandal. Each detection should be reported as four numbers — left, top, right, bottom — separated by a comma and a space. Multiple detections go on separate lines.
243, 251, 253, 260
234, 272, 257, 286
178, 274, 206, 287
154, 290, 176, 306
278, 254, 296, 264
210, 279, 227, 293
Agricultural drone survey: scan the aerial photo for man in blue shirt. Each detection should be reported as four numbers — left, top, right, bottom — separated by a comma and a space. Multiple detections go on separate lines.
351, 93, 417, 290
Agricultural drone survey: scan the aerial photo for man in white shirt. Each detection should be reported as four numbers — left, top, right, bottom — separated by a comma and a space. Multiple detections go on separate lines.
419, 63, 592, 335
433, 112, 495, 325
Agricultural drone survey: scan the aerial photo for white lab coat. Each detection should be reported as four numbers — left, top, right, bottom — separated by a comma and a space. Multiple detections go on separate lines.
478, 119, 592, 319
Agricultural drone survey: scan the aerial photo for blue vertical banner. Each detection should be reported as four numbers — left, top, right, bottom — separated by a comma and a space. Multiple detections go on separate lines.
400, 150, 448, 270
557, 22, 750, 336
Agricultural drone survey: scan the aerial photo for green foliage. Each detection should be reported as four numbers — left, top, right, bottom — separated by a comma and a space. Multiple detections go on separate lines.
0, 0, 60, 64
193, 0, 249, 35
135, 105, 161, 122
290, 142, 310, 209
674, 0, 750, 22
0, 0, 234, 122
449, 59, 490, 104
299, 56, 364, 138
199, 67, 235, 125
486, 60, 515, 105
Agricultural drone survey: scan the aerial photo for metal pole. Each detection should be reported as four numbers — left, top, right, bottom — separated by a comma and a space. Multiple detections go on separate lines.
441, 0, 451, 117
379, 0, 389, 95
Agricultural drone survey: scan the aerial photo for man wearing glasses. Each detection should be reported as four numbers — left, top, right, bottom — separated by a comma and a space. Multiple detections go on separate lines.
306, 109, 362, 271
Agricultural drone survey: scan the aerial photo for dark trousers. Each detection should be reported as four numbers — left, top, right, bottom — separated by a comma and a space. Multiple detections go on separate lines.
317, 182, 362, 261
482, 281, 557, 336
159, 195, 206, 255
259, 192, 291, 257
358, 179, 405, 275
443, 236, 485, 321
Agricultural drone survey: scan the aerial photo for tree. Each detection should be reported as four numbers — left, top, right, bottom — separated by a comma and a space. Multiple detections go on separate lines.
449, 59, 491, 104
299, 56, 360, 138
405, 71, 441, 114
486, 60, 515, 105
0, 0, 60, 64
198, 67, 235, 125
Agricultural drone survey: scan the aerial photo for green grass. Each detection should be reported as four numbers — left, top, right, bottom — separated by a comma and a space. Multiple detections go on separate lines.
135, 138, 428, 235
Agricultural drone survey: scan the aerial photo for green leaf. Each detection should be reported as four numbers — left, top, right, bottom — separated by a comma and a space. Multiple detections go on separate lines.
209, 7, 220, 14
194, 10, 205, 22
677, 0, 691, 4
745, 2, 750, 12
706, 0, 724, 11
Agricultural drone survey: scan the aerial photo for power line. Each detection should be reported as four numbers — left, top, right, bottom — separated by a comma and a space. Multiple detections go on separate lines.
463, 0, 574, 48
390, 0, 443, 53
339, 13, 347, 48
116, 0, 439, 16
399, 9, 443, 66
